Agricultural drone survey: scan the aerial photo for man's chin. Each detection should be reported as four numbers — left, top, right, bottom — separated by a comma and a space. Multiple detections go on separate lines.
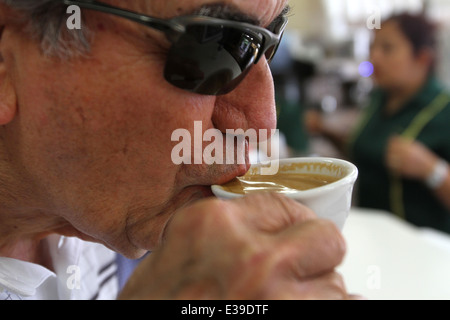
120, 185, 214, 253
176, 185, 216, 210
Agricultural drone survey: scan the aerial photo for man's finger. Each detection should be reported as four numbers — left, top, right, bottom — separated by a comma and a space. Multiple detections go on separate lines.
276, 219, 346, 280
266, 271, 349, 300
230, 193, 317, 233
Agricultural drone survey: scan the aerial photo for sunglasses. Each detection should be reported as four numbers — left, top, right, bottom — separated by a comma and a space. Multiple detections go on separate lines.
62, 0, 288, 95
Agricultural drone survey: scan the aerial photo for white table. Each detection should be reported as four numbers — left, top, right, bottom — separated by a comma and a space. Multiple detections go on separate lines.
338, 208, 450, 300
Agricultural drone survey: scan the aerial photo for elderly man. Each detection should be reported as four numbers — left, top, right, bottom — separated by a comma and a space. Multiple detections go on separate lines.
0, 0, 350, 300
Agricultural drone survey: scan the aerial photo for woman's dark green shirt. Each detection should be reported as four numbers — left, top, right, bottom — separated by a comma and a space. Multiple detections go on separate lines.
350, 77, 450, 233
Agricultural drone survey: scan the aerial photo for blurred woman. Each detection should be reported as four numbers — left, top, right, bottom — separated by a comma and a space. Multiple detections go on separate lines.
309, 14, 450, 233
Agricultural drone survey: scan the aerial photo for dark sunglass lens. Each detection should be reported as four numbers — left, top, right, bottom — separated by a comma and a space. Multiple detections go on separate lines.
164, 24, 262, 95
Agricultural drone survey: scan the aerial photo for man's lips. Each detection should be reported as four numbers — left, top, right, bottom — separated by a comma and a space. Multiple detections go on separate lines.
179, 135, 251, 188
196, 162, 251, 187
214, 160, 250, 184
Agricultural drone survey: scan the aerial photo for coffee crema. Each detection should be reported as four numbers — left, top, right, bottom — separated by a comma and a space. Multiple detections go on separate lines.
220, 173, 340, 195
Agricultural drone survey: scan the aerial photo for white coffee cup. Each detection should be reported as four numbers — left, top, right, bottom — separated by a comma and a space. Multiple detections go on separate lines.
212, 157, 359, 230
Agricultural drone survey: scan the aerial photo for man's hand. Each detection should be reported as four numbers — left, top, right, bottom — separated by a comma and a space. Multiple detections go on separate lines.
119, 193, 351, 300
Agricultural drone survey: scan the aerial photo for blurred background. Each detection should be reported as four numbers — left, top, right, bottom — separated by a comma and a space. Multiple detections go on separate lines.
270, 0, 450, 159
268, 0, 450, 300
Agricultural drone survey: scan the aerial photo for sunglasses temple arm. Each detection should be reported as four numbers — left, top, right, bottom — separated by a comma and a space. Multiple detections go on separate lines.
62, 0, 176, 33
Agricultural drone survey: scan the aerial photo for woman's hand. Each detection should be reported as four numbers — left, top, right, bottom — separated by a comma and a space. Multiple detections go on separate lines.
386, 136, 439, 180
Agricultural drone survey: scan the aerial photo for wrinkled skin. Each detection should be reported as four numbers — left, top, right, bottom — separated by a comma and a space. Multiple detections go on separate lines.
0, 0, 353, 299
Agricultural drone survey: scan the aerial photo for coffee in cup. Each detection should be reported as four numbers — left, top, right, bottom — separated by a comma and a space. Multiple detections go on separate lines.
220, 172, 340, 195
212, 158, 358, 230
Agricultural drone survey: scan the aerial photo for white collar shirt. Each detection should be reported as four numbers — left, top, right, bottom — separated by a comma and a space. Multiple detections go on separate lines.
0, 235, 119, 300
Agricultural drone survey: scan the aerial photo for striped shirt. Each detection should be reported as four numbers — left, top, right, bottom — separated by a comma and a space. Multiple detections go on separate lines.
0, 235, 119, 300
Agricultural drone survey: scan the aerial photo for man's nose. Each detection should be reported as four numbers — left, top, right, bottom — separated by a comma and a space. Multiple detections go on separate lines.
212, 59, 277, 136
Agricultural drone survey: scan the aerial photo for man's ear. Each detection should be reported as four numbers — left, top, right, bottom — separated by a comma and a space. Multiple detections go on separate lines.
0, 25, 17, 126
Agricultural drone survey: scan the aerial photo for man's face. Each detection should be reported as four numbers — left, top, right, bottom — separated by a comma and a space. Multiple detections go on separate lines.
1, 0, 287, 257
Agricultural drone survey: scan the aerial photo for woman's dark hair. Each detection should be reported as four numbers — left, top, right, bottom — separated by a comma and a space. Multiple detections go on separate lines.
383, 13, 438, 72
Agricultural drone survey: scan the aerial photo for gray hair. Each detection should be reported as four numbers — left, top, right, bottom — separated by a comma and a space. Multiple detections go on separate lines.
1, 0, 90, 57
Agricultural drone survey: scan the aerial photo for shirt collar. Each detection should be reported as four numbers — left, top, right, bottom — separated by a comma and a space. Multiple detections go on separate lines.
413, 75, 444, 107
0, 257, 56, 297
374, 75, 444, 117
